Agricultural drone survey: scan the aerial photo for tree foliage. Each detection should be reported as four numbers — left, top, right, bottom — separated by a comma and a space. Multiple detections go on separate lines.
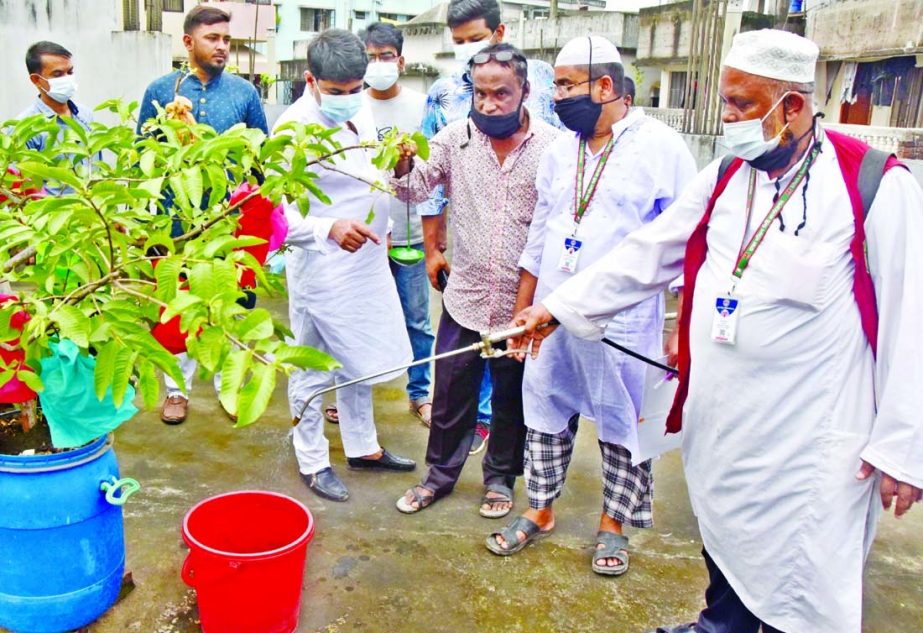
0, 100, 426, 428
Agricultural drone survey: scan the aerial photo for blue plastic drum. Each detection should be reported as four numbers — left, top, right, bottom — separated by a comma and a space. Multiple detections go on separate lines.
0, 435, 138, 633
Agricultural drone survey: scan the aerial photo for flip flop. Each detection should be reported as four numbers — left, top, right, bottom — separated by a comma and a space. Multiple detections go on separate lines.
395, 486, 436, 514
479, 483, 513, 519
592, 531, 630, 576
485, 515, 553, 556
409, 398, 432, 428
323, 404, 339, 424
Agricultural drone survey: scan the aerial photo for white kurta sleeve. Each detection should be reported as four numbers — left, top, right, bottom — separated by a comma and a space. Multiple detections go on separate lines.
283, 202, 337, 253
518, 148, 556, 277
543, 160, 719, 340
860, 167, 923, 488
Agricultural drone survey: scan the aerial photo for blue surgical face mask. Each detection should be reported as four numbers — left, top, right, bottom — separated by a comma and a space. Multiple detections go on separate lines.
722, 92, 792, 161
315, 85, 362, 123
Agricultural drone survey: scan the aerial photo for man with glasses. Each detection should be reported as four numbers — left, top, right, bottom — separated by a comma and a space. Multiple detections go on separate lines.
273, 29, 416, 503
389, 43, 560, 517
422, 0, 563, 459
351, 23, 435, 430
484, 36, 696, 577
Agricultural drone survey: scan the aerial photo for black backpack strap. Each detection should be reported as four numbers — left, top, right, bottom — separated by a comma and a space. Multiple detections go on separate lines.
857, 148, 892, 220
716, 153, 736, 185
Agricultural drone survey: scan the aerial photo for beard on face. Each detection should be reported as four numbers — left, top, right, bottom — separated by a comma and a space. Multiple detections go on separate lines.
193, 44, 226, 76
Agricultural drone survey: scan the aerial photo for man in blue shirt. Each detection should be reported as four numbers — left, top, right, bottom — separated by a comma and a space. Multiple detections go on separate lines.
137, 5, 268, 425
137, 6, 267, 137
15, 41, 96, 196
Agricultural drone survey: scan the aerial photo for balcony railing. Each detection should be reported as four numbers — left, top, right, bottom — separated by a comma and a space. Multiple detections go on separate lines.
645, 107, 923, 157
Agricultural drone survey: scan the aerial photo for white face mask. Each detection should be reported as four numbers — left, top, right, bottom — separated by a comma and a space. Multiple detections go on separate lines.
315, 86, 363, 123
39, 74, 78, 104
453, 39, 491, 63
364, 61, 400, 91
722, 92, 792, 161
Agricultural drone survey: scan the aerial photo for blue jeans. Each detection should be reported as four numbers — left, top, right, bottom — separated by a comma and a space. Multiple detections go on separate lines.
478, 365, 492, 425
390, 244, 435, 402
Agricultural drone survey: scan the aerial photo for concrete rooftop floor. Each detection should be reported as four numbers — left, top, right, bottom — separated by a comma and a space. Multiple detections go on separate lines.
54, 294, 923, 633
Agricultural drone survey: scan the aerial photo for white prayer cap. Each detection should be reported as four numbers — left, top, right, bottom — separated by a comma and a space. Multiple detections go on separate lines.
723, 29, 818, 84
555, 35, 621, 67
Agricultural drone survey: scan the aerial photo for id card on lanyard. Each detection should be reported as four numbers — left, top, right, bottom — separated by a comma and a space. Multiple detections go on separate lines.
559, 135, 615, 273
713, 143, 821, 345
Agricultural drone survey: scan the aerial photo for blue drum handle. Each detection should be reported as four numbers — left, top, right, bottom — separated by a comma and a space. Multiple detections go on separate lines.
100, 476, 141, 506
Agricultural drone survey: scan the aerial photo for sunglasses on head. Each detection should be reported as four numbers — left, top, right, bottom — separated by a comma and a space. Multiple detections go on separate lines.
469, 50, 527, 66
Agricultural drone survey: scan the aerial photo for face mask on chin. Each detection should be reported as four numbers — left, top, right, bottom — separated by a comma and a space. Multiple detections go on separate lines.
364, 61, 400, 91
39, 74, 77, 104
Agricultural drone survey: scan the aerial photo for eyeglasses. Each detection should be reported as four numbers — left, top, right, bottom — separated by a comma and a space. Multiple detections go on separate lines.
469, 50, 527, 66
368, 52, 398, 62
552, 79, 592, 96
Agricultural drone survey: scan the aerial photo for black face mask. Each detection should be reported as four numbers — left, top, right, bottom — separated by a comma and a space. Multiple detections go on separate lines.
748, 118, 818, 172
470, 102, 523, 139
554, 94, 602, 137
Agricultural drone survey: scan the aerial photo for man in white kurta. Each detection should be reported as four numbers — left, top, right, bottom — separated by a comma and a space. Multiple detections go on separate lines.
485, 36, 697, 576
273, 29, 414, 503
512, 30, 922, 633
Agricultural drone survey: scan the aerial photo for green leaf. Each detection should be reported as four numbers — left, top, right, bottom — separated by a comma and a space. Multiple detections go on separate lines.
137, 359, 160, 409
183, 166, 204, 210
16, 370, 43, 393
139, 151, 156, 177
93, 339, 118, 401
189, 326, 225, 373
364, 206, 375, 225
219, 348, 250, 415
236, 362, 276, 428
412, 131, 430, 160
16, 161, 83, 191
51, 305, 90, 348
236, 308, 274, 341
110, 346, 136, 408
274, 344, 341, 371
154, 256, 183, 302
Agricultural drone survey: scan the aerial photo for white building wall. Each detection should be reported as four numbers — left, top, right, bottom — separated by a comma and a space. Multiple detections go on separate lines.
1, 0, 172, 123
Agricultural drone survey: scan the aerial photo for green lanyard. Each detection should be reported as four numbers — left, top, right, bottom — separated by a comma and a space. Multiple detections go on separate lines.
730, 143, 821, 289
573, 136, 615, 233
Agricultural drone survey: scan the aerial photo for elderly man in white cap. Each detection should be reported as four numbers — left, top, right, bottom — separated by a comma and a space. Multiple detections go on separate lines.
511, 29, 923, 632
484, 35, 697, 577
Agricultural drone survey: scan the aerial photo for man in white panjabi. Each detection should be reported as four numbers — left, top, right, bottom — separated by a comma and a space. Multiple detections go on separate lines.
513, 30, 922, 633
483, 36, 697, 577
273, 29, 415, 503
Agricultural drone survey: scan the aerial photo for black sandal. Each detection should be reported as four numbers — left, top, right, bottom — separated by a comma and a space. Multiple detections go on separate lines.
485, 516, 552, 556
592, 531, 630, 576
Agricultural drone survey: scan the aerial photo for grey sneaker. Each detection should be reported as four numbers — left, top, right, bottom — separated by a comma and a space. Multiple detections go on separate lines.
469, 422, 490, 456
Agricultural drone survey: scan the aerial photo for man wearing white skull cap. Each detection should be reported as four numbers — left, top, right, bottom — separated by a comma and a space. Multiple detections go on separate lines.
511, 28, 923, 632
485, 35, 697, 576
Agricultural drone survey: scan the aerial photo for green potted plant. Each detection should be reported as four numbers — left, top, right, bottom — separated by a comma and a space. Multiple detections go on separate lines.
0, 99, 426, 632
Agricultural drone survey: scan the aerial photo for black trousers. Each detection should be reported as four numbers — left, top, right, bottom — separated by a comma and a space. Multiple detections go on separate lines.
696, 549, 785, 633
422, 309, 526, 498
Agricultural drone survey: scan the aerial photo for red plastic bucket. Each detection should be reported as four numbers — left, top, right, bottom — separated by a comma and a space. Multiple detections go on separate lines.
181, 491, 315, 633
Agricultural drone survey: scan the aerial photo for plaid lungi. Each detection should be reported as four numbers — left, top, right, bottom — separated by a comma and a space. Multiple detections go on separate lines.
524, 414, 653, 528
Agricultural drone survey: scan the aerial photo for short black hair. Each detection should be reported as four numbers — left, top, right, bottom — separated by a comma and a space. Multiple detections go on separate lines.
184, 5, 231, 35
447, 0, 502, 31
308, 29, 368, 82
25, 41, 71, 75
469, 43, 528, 87
361, 22, 403, 55
623, 76, 636, 101
589, 62, 625, 96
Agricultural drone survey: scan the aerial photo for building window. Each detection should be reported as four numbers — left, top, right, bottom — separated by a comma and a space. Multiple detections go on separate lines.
354, 10, 366, 20
163, 0, 183, 12
301, 8, 334, 32
668, 71, 687, 108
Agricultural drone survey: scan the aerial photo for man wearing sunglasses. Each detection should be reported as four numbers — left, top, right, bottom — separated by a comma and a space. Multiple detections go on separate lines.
390, 43, 560, 518
421, 0, 564, 460
484, 35, 697, 576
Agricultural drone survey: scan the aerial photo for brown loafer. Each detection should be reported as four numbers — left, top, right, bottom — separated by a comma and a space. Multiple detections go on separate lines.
161, 395, 188, 425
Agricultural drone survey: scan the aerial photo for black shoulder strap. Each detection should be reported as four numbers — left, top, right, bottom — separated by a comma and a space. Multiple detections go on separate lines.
857, 148, 891, 220
716, 153, 736, 184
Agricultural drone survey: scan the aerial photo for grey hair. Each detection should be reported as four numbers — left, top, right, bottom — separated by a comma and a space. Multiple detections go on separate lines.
307, 29, 368, 82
